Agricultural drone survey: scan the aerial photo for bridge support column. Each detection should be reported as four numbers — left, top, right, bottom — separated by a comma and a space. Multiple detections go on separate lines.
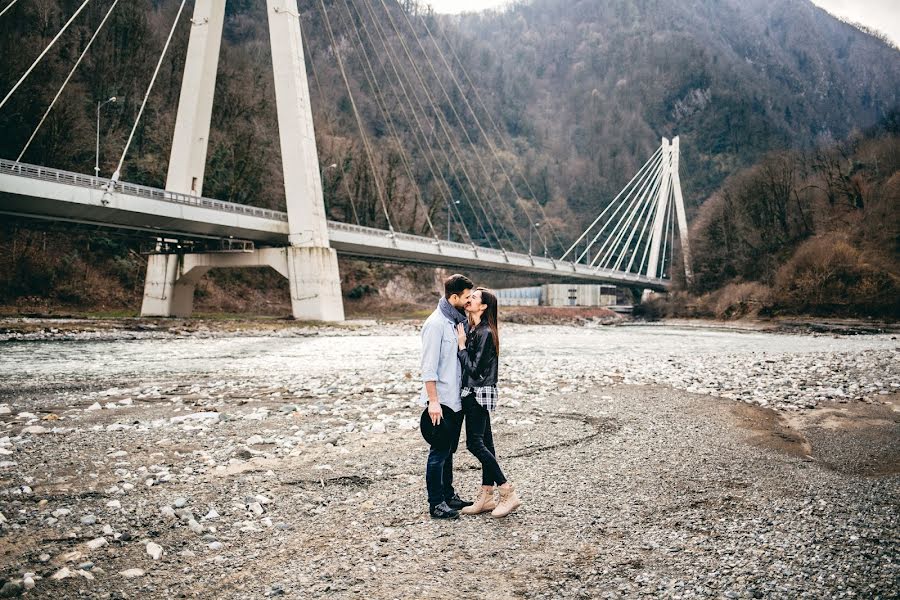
140, 254, 208, 318
285, 247, 344, 322
140, 247, 344, 321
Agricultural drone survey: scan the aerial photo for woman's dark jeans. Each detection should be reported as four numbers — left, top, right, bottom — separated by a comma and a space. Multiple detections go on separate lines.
462, 393, 507, 487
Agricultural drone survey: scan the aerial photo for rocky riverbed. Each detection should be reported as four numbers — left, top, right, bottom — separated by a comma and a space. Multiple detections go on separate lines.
0, 320, 897, 598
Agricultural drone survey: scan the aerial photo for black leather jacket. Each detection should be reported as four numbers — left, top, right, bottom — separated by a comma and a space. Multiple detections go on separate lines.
458, 322, 498, 388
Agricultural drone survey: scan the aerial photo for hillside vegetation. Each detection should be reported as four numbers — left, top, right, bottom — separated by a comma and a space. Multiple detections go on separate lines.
0, 0, 897, 316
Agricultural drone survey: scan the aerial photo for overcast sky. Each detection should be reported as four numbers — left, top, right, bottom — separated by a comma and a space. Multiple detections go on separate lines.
427, 0, 900, 47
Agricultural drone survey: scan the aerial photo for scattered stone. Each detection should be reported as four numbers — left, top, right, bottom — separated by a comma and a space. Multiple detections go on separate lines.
119, 568, 145, 579
0, 581, 23, 597
146, 542, 164, 560
85, 537, 107, 550
21, 426, 48, 435
80, 515, 97, 526
51, 567, 73, 580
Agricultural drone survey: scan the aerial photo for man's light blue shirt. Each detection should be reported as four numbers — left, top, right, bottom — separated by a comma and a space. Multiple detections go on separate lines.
419, 308, 462, 412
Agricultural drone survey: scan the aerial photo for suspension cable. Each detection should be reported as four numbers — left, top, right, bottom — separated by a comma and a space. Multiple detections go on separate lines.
413, 13, 560, 257
597, 176, 658, 270
596, 164, 664, 269
659, 183, 676, 277
346, 0, 477, 245
561, 145, 662, 261
435, 23, 569, 256
591, 158, 664, 268
344, 0, 473, 244
334, 0, 440, 241
370, 0, 513, 251
0, 0, 91, 112
626, 175, 664, 272
108, 0, 186, 184
350, 0, 487, 246
0, 0, 22, 19
575, 150, 662, 264
387, 1, 532, 254
301, 32, 362, 226
17, 0, 121, 162
317, 0, 395, 233
615, 182, 658, 271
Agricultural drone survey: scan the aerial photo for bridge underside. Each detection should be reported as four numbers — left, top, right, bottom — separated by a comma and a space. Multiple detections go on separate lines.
0, 165, 670, 291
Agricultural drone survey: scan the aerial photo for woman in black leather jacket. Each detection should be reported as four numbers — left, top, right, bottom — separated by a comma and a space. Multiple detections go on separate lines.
455, 288, 522, 518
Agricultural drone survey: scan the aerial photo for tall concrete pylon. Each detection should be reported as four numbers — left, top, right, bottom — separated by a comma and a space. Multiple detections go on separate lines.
141, 0, 344, 321
642, 136, 692, 300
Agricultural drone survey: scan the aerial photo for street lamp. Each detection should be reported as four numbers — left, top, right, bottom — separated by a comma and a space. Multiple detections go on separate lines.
447, 200, 460, 241
529, 222, 541, 255
95, 96, 117, 178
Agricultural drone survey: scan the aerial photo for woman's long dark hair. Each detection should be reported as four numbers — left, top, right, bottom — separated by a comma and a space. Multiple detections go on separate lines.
475, 287, 500, 356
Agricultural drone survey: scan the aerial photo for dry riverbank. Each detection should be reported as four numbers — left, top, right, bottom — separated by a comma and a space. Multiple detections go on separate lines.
0, 322, 897, 598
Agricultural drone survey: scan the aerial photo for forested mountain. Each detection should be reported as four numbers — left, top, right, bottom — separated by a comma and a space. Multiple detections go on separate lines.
455, 0, 899, 216
1, 0, 897, 250
0, 0, 897, 316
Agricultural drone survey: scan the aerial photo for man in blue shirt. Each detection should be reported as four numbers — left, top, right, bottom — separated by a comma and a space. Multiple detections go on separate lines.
420, 274, 474, 519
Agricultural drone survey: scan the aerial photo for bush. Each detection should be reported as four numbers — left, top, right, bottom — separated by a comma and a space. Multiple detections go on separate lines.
772, 234, 898, 317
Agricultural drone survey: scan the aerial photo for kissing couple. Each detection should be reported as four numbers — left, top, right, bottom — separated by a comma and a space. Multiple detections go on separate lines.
418, 274, 522, 520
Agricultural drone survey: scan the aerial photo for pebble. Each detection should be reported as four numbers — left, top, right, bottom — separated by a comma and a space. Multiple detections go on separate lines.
118, 568, 145, 579
80, 515, 96, 525
21, 426, 48, 435
0, 581, 23, 597
146, 542, 164, 560
0, 322, 896, 598
85, 537, 107, 550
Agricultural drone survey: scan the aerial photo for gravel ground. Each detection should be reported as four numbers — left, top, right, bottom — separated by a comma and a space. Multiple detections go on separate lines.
0, 320, 897, 599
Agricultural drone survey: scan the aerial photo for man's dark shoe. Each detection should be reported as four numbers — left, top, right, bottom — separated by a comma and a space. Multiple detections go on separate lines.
429, 501, 460, 520
445, 493, 474, 510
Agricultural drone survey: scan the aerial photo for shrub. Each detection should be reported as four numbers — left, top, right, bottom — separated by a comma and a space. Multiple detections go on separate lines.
773, 234, 898, 317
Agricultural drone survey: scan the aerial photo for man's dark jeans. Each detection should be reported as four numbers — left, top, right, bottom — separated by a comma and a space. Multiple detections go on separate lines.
425, 406, 464, 507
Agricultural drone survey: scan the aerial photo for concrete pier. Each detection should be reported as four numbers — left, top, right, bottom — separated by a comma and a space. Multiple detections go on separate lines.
140, 247, 344, 321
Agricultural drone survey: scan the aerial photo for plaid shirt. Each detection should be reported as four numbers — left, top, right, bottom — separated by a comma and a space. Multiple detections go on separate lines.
461, 385, 498, 411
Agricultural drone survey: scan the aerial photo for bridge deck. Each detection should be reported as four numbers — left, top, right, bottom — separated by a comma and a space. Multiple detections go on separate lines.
0, 160, 668, 290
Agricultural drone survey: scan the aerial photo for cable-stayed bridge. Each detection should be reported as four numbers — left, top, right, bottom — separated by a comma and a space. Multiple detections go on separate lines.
0, 0, 691, 321
0, 159, 667, 288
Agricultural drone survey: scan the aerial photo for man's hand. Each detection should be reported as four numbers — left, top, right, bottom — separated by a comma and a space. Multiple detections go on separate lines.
428, 399, 443, 426
456, 323, 467, 350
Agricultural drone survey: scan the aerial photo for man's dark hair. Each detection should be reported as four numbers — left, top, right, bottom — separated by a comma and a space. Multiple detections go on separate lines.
444, 274, 474, 298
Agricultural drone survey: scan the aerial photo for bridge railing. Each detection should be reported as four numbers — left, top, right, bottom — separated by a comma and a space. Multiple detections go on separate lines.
0, 159, 288, 222
1, 159, 669, 287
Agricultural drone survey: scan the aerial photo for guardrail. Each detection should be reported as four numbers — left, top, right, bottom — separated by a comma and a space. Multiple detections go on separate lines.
0, 159, 288, 222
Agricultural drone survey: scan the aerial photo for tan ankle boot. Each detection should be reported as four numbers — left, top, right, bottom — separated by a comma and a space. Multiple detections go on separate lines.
461, 488, 497, 515
491, 484, 521, 518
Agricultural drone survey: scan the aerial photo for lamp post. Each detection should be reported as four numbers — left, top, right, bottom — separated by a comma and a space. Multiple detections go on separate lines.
322, 163, 337, 213
447, 200, 460, 241
95, 96, 117, 178
529, 222, 541, 255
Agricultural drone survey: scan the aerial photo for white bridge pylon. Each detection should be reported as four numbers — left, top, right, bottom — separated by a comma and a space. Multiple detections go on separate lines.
561, 136, 693, 296
141, 0, 344, 321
